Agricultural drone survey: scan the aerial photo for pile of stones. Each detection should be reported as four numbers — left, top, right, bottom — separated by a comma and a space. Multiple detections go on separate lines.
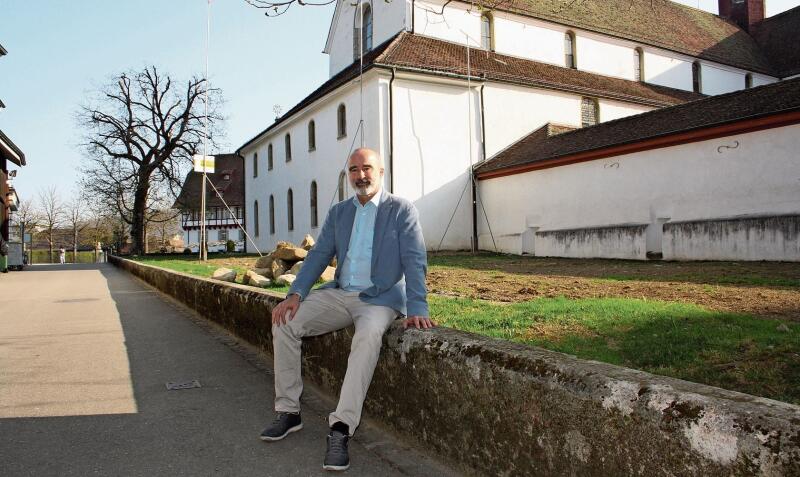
212, 234, 336, 288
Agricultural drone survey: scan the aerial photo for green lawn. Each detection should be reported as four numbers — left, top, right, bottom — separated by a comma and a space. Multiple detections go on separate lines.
430, 295, 799, 404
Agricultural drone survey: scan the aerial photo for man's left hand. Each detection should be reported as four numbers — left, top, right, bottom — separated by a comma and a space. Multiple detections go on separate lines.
402, 316, 436, 329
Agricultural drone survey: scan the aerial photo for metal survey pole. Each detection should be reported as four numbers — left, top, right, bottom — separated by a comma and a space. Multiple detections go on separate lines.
199, 0, 211, 262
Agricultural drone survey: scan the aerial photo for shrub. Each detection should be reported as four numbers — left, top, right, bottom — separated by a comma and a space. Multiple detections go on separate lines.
183, 247, 192, 255
226, 240, 235, 253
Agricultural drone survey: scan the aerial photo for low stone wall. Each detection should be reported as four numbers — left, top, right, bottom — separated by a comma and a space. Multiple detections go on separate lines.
110, 256, 800, 476
534, 224, 648, 260
664, 215, 800, 262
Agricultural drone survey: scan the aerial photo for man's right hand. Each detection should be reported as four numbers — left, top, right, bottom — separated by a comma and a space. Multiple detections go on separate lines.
272, 293, 301, 326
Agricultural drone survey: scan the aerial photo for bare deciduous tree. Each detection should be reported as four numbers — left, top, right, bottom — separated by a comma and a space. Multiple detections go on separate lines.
10, 198, 39, 244
65, 192, 89, 262
79, 66, 222, 255
37, 186, 65, 263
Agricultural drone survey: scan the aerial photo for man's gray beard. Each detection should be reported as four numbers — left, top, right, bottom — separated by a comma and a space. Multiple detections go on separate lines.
355, 182, 377, 196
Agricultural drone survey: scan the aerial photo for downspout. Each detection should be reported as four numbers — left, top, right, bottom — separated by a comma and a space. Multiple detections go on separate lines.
389, 67, 396, 193
473, 82, 487, 252
411, 0, 415, 33
238, 152, 247, 254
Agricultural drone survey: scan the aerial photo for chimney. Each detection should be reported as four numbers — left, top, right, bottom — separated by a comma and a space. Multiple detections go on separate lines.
718, 0, 765, 32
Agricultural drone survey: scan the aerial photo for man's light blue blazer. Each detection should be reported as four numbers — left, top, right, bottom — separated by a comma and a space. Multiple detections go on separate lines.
288, 191, 429, 317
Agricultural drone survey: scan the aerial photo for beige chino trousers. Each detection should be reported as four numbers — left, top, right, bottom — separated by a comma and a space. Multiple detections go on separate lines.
272, 288, 397, 433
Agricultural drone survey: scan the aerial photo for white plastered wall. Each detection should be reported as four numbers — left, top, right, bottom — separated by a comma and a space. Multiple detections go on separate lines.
242, 72, 384, 252
477, 124, 800, 260
327, 0, 409, 77
391, 75, 481, 250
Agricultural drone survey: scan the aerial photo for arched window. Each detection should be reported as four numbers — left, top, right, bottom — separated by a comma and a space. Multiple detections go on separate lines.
581, 97, 598, 127
285, 133, 292, 162
565, 31, 576, 69
253, 200, 260, 237
480, 13, 494, 51
253, 152, 258, 177
268, 143, 273, 170
353, 3, 373, 59
308, 120, 316, 151
310, 181, 318, 228
337, 104, 347, 138
634, 47, 644, 82
287, 189, 294, 231
745, 73, 753, 89
363, 4, 373, 53
269, 195, 275, 234
338, 171, 346, 202
692, 61, 702, 93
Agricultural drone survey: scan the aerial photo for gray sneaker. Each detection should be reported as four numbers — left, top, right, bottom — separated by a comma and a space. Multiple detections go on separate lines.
259, 412, 303, 441
323, 429, 350, 471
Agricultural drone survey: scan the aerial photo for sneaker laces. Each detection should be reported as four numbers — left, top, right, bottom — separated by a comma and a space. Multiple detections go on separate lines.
328, 431, 348, 452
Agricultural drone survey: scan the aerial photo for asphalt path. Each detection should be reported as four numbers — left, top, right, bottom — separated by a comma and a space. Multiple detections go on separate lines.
0, 263, 461, 476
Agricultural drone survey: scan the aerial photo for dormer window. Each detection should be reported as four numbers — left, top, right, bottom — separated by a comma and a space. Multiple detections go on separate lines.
745, 73, 753, 89
480, 13, 494, 51
565, 31, 576, 69
223, 173, 230, 181
353, 3, 373, 60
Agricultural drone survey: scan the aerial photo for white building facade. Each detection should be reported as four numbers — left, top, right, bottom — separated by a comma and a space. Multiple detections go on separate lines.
240, 0, 797, 260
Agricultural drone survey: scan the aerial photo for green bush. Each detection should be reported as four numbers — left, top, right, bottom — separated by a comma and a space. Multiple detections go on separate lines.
30, 250, 98, 264
226, 240, 235, 252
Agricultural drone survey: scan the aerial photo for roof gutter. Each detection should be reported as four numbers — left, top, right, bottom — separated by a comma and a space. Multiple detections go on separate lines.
389, 67, 396, 193
477, 108, 800, 180
0, 129, 25, 166
381, 64, 687, 108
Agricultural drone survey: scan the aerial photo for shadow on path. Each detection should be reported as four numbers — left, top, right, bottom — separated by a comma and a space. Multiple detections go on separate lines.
0, 264, 457, 476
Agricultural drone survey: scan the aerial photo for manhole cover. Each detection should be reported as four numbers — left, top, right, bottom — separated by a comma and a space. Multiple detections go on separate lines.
166, 380, 201, 390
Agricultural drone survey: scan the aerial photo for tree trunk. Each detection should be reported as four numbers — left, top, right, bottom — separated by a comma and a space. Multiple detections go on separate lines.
48, 231, 54, 264
73, 229, 78, 263
130, 179, 150, 255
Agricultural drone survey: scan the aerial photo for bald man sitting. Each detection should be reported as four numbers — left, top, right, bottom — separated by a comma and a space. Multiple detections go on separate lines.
261, 148, 435, 471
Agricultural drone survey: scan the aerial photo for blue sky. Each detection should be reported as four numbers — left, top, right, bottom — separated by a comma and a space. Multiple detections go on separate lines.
1, 0, 798, 201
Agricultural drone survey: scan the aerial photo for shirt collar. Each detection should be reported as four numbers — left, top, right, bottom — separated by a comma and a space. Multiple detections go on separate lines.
352, 188, 383, 209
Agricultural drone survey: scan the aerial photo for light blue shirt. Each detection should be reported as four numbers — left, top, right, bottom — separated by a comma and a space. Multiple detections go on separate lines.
338, 189, 382, 291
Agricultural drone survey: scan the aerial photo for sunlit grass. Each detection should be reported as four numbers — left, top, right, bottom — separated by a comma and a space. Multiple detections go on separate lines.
430, 295, 800, 404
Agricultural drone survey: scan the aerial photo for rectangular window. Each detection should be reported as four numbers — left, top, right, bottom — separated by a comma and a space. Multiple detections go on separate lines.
219, 229, 228, 241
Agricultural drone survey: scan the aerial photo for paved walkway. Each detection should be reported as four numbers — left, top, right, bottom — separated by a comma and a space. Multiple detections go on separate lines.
0, 264, 460, 476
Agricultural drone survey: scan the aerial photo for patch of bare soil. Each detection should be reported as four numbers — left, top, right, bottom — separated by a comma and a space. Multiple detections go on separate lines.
427, 254, 800, 321
204, 253, 800, 320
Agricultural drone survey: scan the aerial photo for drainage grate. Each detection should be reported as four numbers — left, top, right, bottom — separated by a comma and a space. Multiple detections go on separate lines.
166, 380, 201, 390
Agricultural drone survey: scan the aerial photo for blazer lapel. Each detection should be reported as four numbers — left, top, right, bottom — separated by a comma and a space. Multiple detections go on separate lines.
371, 192, 393, 270
339, 200, 357, 262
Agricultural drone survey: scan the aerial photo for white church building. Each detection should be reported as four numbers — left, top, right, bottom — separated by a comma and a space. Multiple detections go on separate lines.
238, 0, 800, 261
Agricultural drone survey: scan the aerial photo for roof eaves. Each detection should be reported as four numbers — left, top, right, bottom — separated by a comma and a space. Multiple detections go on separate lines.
0, 128, 26, 166
323, 0, 343, 54
477, 98, 800, 177
236, 33, 405, 155
378, 62, 694, 108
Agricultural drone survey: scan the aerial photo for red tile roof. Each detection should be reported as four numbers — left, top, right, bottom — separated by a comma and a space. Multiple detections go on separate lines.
475, 77, 800, 178
379, 33, 702, 106
173, 153, 245, 210
750, 6, 800, 78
